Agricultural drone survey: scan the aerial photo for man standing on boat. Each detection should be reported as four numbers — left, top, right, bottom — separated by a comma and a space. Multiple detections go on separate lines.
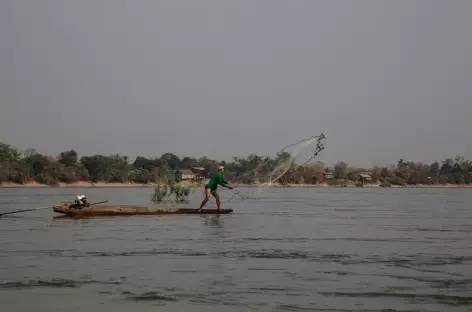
198, 165, 233, 212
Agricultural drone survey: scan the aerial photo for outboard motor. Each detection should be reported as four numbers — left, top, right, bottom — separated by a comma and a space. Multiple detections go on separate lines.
73, 195, 88, 209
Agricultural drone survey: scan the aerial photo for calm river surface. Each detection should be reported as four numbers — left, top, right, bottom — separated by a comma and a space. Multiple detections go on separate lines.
0, 187, 471, 311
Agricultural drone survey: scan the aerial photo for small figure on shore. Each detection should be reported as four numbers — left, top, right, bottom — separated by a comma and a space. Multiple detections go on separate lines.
198, 166, 233, 212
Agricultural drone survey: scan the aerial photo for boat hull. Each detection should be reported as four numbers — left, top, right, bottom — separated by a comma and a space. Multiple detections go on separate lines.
52, 204, 233, 216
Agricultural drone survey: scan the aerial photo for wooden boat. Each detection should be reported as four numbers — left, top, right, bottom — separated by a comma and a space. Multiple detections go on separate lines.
52, 204, 233, 216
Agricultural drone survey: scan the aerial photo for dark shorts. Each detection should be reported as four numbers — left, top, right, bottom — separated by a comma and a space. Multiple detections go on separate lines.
205, 187, 217, 195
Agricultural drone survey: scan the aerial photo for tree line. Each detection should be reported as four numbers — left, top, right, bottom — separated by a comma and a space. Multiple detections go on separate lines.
0, 141, 471, 186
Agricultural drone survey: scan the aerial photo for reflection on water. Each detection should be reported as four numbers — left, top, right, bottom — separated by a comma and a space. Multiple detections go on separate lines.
201, 215, 222, 227
0, 187, 471, 311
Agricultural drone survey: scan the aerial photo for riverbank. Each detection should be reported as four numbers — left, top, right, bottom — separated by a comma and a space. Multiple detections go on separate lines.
1, 181, 472, 188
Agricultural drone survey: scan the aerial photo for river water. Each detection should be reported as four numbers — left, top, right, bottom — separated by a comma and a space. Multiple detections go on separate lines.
0, 187, 471, 311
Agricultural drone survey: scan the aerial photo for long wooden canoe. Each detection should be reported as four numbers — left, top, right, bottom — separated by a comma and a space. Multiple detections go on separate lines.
52, 204, 233, 216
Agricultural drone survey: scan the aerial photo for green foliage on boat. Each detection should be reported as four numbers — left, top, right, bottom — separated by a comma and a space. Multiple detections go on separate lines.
151, 181, 196, 204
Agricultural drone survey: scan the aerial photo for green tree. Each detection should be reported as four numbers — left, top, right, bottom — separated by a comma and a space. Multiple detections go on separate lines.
333, 161, 348, 179
57, 149, 79, 167
160, 153, 180, 171
180, 157, 198, 169
80, 155, 112, 182
428, 162, 440, 183
0, 142, 21, 163
2, 138, 472, 187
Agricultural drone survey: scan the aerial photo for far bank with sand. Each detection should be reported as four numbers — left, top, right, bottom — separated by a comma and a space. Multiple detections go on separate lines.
1, 181, 472, 189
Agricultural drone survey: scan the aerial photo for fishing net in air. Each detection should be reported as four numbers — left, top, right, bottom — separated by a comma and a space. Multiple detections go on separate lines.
216, 133, 327, 203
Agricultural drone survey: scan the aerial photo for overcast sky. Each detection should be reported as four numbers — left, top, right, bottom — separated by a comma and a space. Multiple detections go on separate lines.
1, 0, 471, 167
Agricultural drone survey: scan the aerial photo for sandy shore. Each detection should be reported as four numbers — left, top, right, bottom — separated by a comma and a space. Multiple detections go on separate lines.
0, 181, 169, 188
1, 181, 472, 189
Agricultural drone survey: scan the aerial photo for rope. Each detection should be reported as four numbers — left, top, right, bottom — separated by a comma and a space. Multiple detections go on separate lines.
205, 188, 249, 204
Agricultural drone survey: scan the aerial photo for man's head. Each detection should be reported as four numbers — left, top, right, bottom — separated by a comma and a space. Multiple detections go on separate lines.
217, 165, 224, 173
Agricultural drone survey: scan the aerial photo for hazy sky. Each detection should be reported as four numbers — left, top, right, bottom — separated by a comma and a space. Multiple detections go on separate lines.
1, 0, 471, 167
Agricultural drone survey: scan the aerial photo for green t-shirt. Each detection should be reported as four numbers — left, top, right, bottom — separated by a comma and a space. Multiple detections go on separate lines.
205, 171, 229, 191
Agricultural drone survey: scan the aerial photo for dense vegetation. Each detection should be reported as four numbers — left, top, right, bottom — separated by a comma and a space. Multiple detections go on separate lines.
0, 141, 471, 186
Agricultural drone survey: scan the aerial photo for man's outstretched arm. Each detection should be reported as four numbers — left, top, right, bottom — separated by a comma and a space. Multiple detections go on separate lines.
219, 176, 232, 189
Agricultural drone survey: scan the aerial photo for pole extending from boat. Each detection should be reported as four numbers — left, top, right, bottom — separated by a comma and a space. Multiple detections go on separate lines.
0, 205, 56, 217
0, 200, 108, 217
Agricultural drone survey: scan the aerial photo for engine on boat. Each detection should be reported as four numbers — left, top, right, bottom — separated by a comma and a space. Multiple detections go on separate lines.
70, 195, 89, 209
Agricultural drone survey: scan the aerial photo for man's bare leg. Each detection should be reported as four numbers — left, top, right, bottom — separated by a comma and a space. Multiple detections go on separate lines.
214, 192, 221, 212
198, 198, 208, 210
198, 189, 211, 211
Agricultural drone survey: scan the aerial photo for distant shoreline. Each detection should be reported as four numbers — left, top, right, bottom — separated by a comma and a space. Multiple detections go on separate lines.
1, 181, 472, 189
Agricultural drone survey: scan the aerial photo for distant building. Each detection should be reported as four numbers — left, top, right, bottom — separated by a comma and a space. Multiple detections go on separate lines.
174, 169, 196, 182
191, 167, 205, 171
323, 172, 335, 181
358, 173, 372, 184
190, 167, 206, 180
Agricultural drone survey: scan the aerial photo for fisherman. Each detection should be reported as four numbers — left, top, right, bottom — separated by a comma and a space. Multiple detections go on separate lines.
73, 195, 89, 209
198, 165, 233, 212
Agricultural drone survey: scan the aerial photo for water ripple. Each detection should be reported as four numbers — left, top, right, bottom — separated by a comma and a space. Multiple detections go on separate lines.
0, 278, 123, 289
1, 187, 471, 311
